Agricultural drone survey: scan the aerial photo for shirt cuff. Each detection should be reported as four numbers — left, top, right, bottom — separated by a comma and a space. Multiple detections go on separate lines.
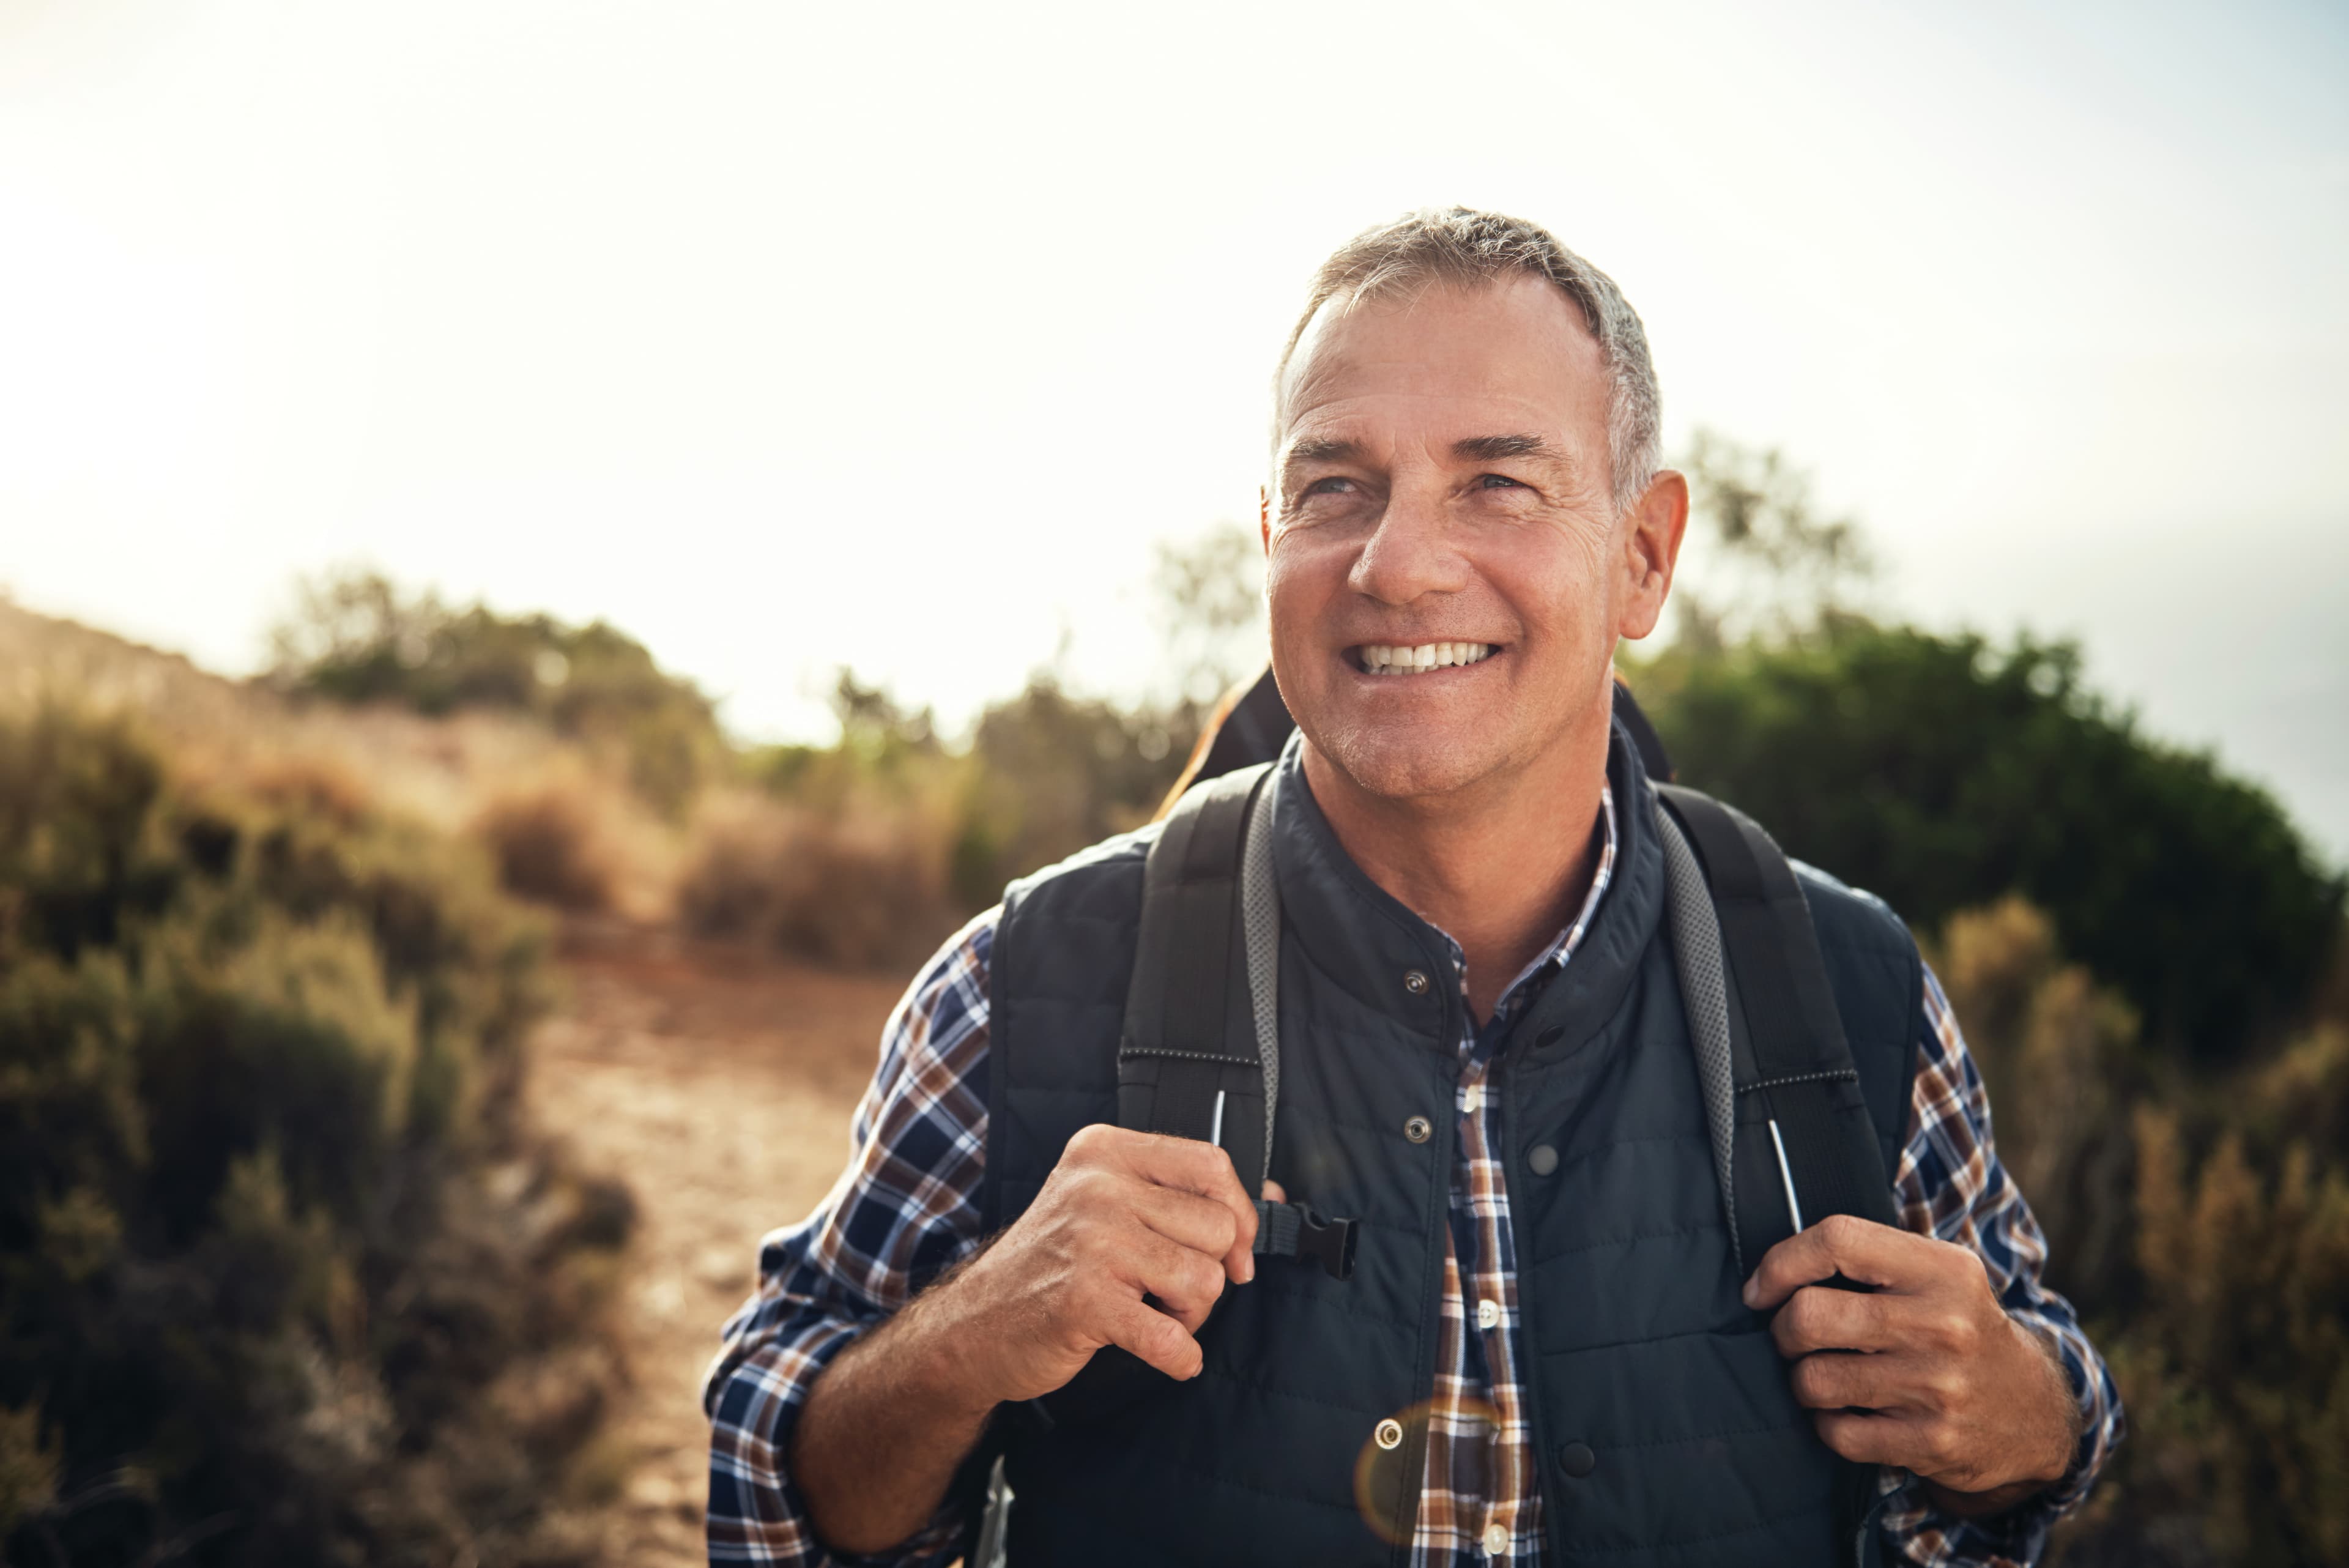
708, 1318, 971, 1567
1875, 1313, 2120, 1565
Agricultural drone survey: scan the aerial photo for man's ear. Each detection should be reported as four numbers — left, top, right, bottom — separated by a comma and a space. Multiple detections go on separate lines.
1618, 469, 1690, 642
1260, 485, 1272, 552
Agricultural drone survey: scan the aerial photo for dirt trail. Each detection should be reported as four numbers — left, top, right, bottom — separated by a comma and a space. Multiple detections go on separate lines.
530, 925, 909, 1566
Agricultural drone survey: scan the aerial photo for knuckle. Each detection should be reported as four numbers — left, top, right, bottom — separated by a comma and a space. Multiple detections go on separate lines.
1819, 1213, 1865, 1250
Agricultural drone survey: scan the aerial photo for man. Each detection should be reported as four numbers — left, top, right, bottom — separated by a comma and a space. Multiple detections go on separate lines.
705, 208, 2121, 1566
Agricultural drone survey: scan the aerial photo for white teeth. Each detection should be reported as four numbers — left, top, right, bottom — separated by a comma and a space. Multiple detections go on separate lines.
1359, 642, 1496, 674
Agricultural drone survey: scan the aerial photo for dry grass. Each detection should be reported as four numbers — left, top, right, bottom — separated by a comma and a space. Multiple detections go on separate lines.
2, 599, 680, 920
478, 783, 625, 914
677, 790, 962, 970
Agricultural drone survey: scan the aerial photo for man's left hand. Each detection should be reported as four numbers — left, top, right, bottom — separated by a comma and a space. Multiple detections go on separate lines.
1743, 1213, 2080, 1514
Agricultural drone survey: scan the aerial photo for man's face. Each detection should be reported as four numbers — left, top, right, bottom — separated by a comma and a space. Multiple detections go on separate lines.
1264, 273, 1682, 804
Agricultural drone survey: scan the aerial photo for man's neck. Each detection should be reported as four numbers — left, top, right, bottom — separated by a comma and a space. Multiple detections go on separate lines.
1300, 716, 1612, 1025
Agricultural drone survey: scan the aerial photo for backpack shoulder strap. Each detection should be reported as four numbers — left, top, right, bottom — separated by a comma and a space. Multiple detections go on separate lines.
1117, 759, 1356, 1280
1034, 762, 1352, 1430
1654, 784, 1899, 1277
1117, 761, 1274, 1194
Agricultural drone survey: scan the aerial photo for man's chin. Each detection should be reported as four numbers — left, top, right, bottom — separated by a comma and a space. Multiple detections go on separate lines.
1307, 723, 1509, 806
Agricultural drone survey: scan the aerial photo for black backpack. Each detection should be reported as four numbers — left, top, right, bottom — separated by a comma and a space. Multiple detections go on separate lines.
1036, 669, 1902, 1427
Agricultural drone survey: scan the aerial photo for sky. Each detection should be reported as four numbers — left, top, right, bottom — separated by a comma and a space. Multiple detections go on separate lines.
2, 0, 2344, 858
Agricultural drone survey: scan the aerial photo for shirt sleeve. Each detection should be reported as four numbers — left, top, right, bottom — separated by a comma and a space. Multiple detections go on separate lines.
1877, 960, 2126, 1567
702, 909, 1000, 1567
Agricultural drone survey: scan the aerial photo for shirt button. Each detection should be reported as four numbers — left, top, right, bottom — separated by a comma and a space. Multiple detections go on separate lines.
1403, 968, 1431, 996
1483, 1522, 1510, 1555
1461, 1082, 1483, 1113
1403, 1115, 1433, 1143
1477, 1298, 1501, 1330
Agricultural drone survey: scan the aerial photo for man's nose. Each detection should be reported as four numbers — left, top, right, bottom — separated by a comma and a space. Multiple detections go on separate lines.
1347, 480, 1469, 606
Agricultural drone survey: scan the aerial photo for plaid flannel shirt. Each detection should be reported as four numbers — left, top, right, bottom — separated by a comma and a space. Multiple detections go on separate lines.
705, 786, 2123, 1566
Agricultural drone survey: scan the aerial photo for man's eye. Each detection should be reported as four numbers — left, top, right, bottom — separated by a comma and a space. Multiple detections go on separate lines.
1304, 477, 1354, 496
1479, 474, 1525, 490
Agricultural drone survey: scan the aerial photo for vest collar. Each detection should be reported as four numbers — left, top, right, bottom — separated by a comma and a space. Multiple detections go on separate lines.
1267, 707, 1668, 1061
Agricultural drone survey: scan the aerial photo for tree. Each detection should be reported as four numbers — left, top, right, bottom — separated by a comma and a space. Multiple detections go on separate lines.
1151, 522, 1267, 707
1668, 428, 1874, 649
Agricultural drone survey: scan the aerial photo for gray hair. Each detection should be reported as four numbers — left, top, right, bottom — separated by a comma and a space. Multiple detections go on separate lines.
1275, 207, 1662, 514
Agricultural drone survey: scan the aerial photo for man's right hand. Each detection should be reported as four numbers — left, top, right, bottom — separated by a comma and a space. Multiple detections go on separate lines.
795, 1126, 1264, 1555
927, 1124, 1264, 1406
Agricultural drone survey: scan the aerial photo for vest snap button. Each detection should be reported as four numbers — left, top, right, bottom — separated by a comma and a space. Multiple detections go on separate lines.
1403, 968, 1431, 996
1527, 1143, 1559, 1176
1375, 1418, 1405, 1451
1557, 1440, 1597, 1478
1403, 1115, 1433, 1144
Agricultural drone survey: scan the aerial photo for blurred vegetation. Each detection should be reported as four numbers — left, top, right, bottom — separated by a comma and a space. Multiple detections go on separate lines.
1932, 900, 2349, 1566
1632, 625, 2340, 1056
0, 707, 633, 1567
267, 570, 724, 817
692, 524, 1263, 965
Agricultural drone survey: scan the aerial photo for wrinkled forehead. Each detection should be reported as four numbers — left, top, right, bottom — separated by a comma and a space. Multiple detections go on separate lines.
1273, 274, 1610, 454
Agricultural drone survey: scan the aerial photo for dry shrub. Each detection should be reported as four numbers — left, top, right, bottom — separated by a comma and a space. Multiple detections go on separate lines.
678, 794, 956, 969
1931, 897, 2141, 1298
0, 705, 637, 1567
478, 785, 620, 913
232, 751, 378, 827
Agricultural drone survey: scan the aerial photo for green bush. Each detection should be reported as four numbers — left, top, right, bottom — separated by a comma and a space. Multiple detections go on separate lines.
0, 707, 629, 1567
1631, 624, 2344, 1055
267, 569, 724, 817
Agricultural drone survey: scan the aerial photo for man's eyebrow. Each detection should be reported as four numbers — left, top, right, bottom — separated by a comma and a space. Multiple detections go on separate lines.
1283, 437, 1364, 467
1453, 433, 1552, 462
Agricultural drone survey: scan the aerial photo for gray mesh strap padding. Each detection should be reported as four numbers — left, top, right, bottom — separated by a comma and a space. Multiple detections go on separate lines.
1655, 801, 1741, 1276
1241, 768, 1282, 1164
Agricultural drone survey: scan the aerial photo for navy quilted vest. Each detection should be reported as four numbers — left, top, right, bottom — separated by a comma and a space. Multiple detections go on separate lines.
981, 728, 1921, 1566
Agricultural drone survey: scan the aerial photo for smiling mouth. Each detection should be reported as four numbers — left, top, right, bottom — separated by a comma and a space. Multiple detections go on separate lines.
1351, 641, 1501, 675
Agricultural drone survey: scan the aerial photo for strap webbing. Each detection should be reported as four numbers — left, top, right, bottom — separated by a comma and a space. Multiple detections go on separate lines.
1656, 785, 1898, 1273
1652, 803, 1740, 1272
1118, 764, 1271, 1192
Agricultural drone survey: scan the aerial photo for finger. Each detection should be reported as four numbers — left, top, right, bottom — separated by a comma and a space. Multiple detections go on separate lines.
1812, 1408, 1923, 1469
1770, 1284, 1894, 1359
1742, 1214, 1926, 1311
1101, 1293, 1204, 1381
1118, 1133, 1260, 1282
1261, 1179, 1287, 1203
1787, 1349, 1902, 1413
1129, 1183, 1241, 1263
1128, 1233, 1228, 1331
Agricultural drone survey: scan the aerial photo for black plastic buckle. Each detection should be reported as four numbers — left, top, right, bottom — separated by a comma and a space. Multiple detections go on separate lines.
1293, 1206, 1358, 1282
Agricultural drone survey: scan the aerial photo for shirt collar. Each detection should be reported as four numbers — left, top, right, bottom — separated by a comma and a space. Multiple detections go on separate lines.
1430, 781, 1620, 1033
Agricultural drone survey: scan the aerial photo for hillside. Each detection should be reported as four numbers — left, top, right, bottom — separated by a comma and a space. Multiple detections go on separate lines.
1, 600, 874, 1562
